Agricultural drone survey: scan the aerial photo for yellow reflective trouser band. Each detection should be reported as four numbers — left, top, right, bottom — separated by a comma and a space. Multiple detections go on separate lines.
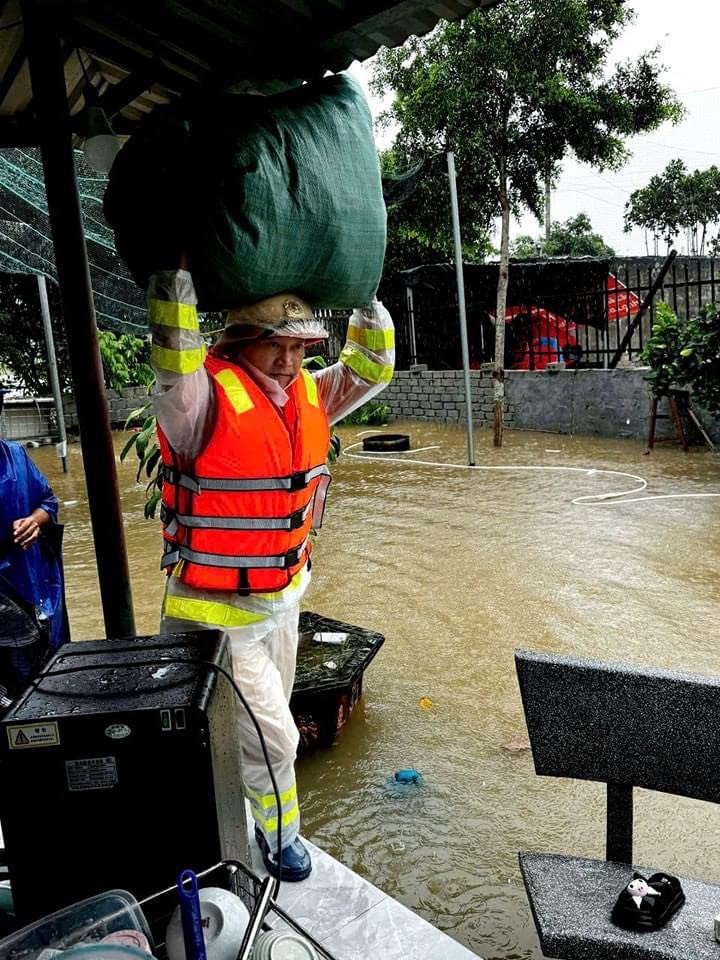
214, 368, 254, 414
347, 324, 395, 351
250, 803, 301, 834
162, 595, 268, 628
339, 344, 394, 384
151, 344, 206, 375
246, 785, 300, 833
148, 300, 199, 330
246, 782, 297, 810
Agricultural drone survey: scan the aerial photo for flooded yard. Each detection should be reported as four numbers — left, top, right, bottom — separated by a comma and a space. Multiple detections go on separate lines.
31, 420, 720, 960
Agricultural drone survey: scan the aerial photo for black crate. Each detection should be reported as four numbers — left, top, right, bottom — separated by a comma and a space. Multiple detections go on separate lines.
291, 612, 384, 751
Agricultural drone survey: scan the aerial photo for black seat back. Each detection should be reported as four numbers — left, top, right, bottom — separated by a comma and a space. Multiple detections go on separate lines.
515, 648, 720, 805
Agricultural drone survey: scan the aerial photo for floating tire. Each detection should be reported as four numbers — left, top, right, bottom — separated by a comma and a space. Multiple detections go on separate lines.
362, 433, 411, 452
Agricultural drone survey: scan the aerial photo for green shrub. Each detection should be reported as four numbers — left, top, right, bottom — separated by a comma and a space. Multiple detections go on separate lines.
641, 302, 720, 415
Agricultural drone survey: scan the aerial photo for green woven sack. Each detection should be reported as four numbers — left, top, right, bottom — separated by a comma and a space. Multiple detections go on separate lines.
105, 74, 386, 311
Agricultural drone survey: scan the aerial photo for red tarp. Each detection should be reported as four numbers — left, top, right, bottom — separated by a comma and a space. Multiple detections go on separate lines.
607, 274, 641, 322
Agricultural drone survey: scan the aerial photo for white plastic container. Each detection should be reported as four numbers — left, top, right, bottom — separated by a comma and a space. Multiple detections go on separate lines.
0, 891, 152, 960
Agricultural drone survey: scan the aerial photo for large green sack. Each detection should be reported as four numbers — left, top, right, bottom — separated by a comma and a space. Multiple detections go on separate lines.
104, 74, 386, 311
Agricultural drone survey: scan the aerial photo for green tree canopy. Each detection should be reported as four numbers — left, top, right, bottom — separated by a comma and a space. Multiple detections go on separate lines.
0, 273, 153, 395
511, 213, 614, 258
625, 160, 720, 255
372, 0, 682, 444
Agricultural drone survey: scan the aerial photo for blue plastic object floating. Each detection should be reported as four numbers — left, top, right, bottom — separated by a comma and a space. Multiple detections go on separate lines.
394, 768, 421, 784
176, 869, 208, 960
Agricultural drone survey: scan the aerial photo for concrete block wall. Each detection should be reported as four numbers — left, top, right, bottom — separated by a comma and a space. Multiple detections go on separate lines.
64, 385, 151, 431
380, 368, 514, 428
382, 366, 719, 443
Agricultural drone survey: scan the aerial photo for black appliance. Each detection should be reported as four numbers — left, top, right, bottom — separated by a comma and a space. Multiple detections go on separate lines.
0, 632, 249, 923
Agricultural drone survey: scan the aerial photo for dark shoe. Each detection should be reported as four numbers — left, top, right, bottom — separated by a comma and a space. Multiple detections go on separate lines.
611, 871, 685, 931
255, 827, 312, 882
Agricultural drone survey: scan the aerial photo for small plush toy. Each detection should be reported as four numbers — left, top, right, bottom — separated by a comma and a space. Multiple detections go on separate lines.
626, 876, 661, 909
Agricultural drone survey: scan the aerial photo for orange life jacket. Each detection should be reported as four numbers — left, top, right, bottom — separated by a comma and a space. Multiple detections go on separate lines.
157, 354, 331, 594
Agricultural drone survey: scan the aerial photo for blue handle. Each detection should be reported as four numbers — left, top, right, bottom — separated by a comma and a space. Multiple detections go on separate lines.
176, 869, 208, 960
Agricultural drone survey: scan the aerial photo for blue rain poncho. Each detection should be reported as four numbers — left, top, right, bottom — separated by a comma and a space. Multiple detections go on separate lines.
0, 440, 68, 653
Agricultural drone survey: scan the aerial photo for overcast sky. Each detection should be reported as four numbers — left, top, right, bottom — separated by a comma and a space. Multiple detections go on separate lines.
349, 0, 720, 256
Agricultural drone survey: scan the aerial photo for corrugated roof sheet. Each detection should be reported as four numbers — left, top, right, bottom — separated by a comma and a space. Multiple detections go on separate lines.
0, 0, 500, 144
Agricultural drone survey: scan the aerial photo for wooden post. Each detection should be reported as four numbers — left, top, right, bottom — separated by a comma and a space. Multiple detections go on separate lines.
23, 0, 136, 638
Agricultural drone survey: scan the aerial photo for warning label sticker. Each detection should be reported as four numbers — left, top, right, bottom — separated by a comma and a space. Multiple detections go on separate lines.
7, 722, 60, 750
66, 757, 118, 792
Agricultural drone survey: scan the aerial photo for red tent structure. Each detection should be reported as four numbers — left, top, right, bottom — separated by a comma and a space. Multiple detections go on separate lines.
607, 273, 641, 322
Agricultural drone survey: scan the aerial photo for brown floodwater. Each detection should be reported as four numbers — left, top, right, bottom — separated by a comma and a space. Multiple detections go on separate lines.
28, 420, 720, 960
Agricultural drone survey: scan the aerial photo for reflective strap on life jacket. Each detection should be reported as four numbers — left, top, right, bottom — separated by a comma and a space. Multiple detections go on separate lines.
161, 537, 309, 571
162, 594, 268, 628
161, 499, 313, 536
162, 462, 330, 494
347, 324, 396, 352
214, 368, 255, 415
338, 343, 394, 384
301, 369, 319, 407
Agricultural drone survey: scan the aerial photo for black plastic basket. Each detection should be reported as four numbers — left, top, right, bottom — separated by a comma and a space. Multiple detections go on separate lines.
139, 860, 338, 960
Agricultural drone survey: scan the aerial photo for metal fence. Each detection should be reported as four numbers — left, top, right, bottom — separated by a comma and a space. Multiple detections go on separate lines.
380, 255, 720, 371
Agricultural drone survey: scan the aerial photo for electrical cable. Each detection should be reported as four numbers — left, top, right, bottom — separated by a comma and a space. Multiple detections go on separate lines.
22, 647, 286, 901
343, 436, 720, 506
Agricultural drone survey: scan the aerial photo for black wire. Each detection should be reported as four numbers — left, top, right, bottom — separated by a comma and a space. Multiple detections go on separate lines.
26, 650, 284, 900
0, 19, 23, 31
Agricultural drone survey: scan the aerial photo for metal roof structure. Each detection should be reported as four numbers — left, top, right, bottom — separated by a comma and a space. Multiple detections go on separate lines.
0, 0, 500, 145
2, 0, 499, 638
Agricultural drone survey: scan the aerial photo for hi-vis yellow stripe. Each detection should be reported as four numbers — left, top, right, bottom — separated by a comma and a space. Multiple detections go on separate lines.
151, 344, 206, 375
339, 344, 393, 384
347, 324, 395, 352
214, 369, 255, 414
301, 369, 319, 407
255, 569, 303, 600
148, 300, 199, 331
250, 804, 300, 834
245, 782, 298, 811
162, 595, 268, 628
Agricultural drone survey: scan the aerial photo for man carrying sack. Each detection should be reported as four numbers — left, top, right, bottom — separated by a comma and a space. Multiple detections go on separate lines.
149, 265, 394, 881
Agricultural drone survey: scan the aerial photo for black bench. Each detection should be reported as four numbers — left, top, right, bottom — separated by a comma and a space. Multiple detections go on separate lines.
514, 647, 720, 960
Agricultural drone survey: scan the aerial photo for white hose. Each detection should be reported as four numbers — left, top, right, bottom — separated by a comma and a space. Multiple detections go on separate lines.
343, 436, 720, 506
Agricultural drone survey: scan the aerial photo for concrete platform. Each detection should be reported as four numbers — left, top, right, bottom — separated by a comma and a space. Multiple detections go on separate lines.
247, 823, 482, 959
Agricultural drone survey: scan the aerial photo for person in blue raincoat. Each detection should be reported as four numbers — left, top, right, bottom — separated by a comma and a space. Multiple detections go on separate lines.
0, 408, 68, 671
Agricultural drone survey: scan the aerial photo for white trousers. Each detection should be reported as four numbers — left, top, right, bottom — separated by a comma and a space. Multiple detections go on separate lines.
160, 581, 303, 849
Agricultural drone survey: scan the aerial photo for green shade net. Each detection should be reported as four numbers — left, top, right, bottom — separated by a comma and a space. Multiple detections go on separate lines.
0, 146, 147, 333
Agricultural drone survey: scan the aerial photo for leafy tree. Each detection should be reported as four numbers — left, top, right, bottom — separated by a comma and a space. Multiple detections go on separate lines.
379, 149, 494, 294
511, 213, 614, 259
372, 0, 682, 444
97, 329, 153, 393
0, 274, 70, 394
625, 161, 720, 254
641, 301, 720, 416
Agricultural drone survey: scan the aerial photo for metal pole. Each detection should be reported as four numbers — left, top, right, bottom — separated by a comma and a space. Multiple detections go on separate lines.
446, 151, 475, 466
545, 176, 551, 244
37, 274, 69, 473
23, 0, 136, 639
405, 285, 418, 365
